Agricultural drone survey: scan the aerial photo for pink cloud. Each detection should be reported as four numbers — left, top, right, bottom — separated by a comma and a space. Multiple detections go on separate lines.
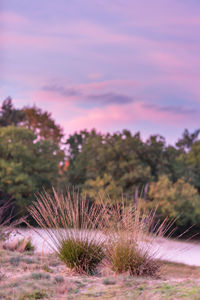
1, 31, 80, 52
11, 84, 199, 143
62, 101, 198, 135
0, 11, 28, 26
88, 73, 103, 80
78, 79, 136, 93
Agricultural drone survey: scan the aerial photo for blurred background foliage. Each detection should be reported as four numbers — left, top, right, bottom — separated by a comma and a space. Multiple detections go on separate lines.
1, 97, 200, 233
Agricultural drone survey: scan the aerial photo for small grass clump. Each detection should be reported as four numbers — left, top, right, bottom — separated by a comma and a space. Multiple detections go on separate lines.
58, 237, 104, 274
102, 278, 116, 285
42, 264, 53, 273
107, 237, 160, 276
30, 272, 50, 280
18, 238, 35, 252
20, 290, 47, 300
104, 200, 173, 277
10, 255, 21, 266
4, 237, 35, 253
53, 275, 64, 284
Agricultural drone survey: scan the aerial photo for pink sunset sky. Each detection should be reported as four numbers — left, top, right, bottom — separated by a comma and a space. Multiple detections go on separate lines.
1, 0, 200, 144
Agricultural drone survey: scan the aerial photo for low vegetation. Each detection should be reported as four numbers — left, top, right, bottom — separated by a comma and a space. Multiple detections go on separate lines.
28, 188, 175, 279
0, 188, 199, 298
58, 238, 105, 275
0, 247, 200, 299
3, 238, 35, 253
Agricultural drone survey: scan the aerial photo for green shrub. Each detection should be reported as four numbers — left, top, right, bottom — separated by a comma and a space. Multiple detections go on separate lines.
148, 175, 200, 229
58, 238, 104, 274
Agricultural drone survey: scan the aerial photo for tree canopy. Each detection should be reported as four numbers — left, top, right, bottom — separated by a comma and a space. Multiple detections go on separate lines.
0, 125, 63, 214
1, 97, 200, 231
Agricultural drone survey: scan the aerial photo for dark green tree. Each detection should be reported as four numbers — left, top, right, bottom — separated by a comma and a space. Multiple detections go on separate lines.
0, 97, 25, 127
0, 126, 63, 214
66, 129, 152, 199
176, 129, 200, 151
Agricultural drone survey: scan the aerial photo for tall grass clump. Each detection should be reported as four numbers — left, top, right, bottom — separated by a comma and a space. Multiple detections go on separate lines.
104, 199, 175, 277
28, 188, 107, 275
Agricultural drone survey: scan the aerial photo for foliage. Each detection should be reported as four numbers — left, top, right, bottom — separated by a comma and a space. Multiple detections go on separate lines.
0, 98, 63, 144
2, 98, 200, 232
0, 126, 63, 213
176, 129, 200, 151
0, 97, 25, 127
83, 174, 122, 203
23, 106, 63, 144
148, 175, 200, 229
186, 140, 200, 191
66, 129, 152, 195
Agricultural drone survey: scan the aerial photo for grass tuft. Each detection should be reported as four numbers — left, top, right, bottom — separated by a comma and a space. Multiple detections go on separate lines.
28, 188, 107, 275
3, 237, 35, 253
19, 290, 47, 300
58, 237, 104, 274
107, 238, 160, 276
30, 272, 50, 280
53, 275, 64, 284
104, 200, 172, 277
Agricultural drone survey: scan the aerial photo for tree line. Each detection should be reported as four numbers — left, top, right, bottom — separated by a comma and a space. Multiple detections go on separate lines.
1, 97, 200, 232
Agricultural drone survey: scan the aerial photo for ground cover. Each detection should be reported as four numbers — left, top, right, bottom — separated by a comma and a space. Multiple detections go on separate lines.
1, 248, 200, 300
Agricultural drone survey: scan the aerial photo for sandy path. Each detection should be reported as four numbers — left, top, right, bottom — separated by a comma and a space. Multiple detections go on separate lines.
10, 228, 200, 267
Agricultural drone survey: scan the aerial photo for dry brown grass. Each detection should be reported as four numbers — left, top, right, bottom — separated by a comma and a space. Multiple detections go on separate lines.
1, 247, 200, 299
